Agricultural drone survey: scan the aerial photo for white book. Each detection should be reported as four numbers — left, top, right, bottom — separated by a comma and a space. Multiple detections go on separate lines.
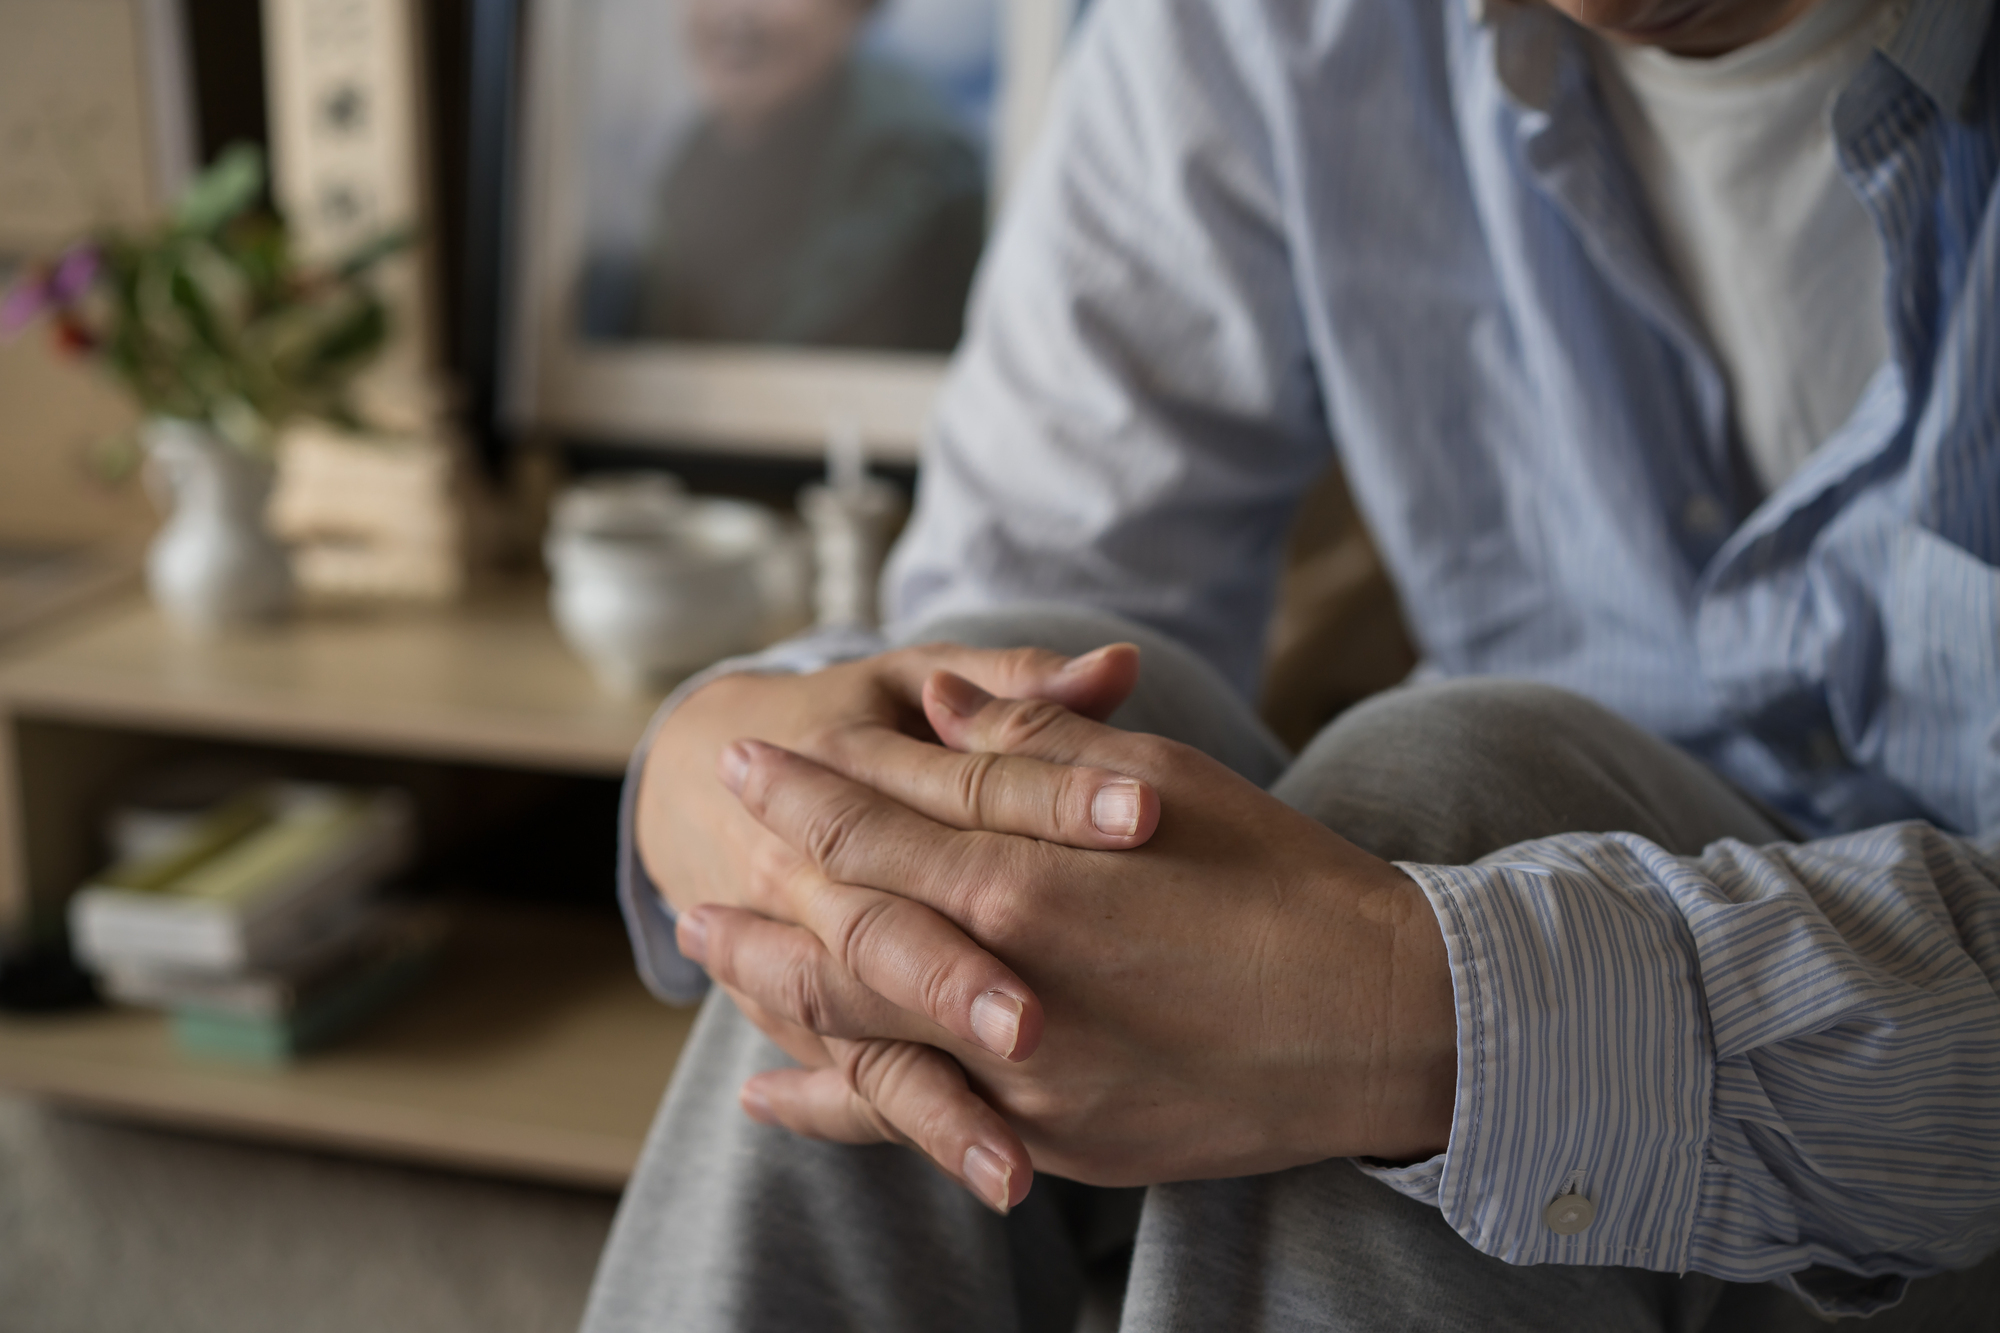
70, 785, 414, 973
98, 905, 443, 1019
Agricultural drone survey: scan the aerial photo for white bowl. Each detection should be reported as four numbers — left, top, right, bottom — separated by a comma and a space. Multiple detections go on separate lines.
546, 497, 776, 693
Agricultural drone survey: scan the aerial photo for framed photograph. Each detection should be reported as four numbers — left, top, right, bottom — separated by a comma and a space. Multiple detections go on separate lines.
511, 0, 1081, 462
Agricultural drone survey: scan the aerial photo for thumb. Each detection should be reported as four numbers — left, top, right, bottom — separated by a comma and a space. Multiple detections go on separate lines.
1029, 643, 1140, 721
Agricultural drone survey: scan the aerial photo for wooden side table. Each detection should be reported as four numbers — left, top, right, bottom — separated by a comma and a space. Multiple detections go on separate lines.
0, 588, 695, 1188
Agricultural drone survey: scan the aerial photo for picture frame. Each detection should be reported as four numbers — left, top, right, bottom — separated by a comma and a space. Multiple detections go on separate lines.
509, 0, 1081, 463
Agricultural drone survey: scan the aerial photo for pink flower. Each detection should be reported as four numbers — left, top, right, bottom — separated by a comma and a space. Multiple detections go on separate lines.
49, 244, 101, 303
1, 244, 100, 337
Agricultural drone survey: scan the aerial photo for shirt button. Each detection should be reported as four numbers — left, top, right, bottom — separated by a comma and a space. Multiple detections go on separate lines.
1544, 1192, 1597, 1235
1682, 494, 1727, 538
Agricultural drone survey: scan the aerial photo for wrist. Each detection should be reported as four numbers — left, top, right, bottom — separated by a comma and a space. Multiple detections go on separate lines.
1386, 868, 1457, 1158
635, 669, 787, 914
1341, 864, 1457, 1162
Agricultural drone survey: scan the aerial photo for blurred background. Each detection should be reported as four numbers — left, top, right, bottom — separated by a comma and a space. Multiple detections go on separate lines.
0, 3, 1403, 1329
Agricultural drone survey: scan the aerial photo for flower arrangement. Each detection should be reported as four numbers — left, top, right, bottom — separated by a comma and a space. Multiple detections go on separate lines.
0, 143, 407, 460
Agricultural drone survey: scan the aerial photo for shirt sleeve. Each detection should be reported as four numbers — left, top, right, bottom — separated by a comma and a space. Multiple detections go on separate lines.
1356, 822, 2000, 1318
616, 627, 888, 1004
880, 0, 1335, 703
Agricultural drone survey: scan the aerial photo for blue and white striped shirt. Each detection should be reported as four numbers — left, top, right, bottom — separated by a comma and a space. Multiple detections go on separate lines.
619, 0, 2000, 1315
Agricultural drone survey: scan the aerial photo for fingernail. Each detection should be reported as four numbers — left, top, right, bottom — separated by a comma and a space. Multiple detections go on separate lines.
1059, 645, 1113, 677
1091, 780, 1143, 837
718, 740, 753, 794
741, 1083, 775, 1125
676, 910, 709, 964
962, 1144, 1014, 1215
930, 671, 988, 719
970, 990, 1023, 1059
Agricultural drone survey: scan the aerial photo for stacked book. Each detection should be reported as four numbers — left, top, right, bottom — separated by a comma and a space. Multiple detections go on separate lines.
69, 783, 440, 1065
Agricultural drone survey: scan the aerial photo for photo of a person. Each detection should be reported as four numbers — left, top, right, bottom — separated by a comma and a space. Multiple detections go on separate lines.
577, 0, 990, 352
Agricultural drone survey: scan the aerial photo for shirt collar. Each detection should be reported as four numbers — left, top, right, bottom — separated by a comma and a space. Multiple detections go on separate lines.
1471, 0, 1996, 120
1876, 0, 1995, 119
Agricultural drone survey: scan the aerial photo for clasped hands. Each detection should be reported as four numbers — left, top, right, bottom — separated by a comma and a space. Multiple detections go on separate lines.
635, 642, 1457, 1215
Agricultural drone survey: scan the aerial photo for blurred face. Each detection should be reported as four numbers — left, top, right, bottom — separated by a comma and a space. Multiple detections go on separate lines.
680, 0, 873, 137
1540, 0, 1825, 56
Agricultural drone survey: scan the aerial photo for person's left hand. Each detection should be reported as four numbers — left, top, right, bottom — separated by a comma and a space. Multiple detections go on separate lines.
675, 670, 1459, 1201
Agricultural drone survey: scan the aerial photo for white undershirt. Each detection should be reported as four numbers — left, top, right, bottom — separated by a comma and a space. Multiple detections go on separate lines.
1592, 0, 1893, 493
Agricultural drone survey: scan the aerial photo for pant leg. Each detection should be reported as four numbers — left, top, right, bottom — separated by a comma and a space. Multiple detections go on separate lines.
579, 988, 1102, 1333
1121, 677, 2000, 1332
583, 605, 1258, 1333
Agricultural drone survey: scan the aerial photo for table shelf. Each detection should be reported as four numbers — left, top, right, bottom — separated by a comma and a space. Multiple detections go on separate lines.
0, 905, 694, 1188
0, 589, 696, 1186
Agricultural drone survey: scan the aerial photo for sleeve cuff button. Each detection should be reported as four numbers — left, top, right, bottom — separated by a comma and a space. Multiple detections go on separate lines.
1543, 1193, 1596, 1235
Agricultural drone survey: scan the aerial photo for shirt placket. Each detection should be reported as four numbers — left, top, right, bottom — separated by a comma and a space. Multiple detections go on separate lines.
1488, 15, 1749, 572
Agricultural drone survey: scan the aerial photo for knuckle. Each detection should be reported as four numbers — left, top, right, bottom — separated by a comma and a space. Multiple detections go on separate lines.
954, 750, 1003, 825
1005, 1083, 1067, 1129
997, 645, 1051, 680
833, 895, 969, 1027
843, 1041, 957, 1149
956, 841, 1033, 946
1142, 734, 1189, 768
800, 791, 870, 873
839, 1041, 916, 1145
903, 1087, 966, 1154
795, 718, 850, 766
743, 841, 793, 911
779, 948, 842, 1036
825, 891, 897, 978
840, 1036, 907, 1099
989, 698, 1069, 754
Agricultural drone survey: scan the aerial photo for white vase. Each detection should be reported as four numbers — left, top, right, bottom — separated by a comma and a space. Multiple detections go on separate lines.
143, 418, 294, 632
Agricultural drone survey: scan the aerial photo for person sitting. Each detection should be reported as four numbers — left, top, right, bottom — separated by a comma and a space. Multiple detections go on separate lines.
583, 0, 2000, 1328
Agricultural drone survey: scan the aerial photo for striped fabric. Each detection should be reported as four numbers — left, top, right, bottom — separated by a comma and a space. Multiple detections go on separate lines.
617, 0, 2000, 1315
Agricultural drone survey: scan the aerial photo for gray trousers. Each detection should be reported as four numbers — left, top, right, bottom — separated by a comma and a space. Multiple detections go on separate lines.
582, 608, 2000, 1332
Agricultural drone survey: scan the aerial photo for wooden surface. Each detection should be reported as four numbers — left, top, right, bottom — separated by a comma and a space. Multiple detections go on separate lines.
0, 905, 694, 1188
0, 587, 662, 776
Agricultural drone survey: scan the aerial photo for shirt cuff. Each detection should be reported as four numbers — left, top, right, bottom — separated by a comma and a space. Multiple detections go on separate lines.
1388, 847, 1714, 1273
616, 626, 889, 1004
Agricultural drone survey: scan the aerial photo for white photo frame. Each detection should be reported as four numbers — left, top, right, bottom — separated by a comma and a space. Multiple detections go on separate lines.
511, 0, 1079, 462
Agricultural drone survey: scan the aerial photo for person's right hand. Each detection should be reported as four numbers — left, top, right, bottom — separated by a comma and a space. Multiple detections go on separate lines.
632, 640, 1162, 1204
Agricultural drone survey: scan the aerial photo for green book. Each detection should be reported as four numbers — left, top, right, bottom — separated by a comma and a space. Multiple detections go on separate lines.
170, 934, 437, 1066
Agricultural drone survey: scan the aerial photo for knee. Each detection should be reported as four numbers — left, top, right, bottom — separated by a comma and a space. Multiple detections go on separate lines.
1273, 678, 1660, 864
1334, 677, 1625, 779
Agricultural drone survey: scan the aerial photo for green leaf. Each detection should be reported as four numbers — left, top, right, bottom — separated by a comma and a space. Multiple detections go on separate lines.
167, 266, 229, 355
174, 144, 265, 234
301, 300, 388, 377
332, 226, 415, 280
